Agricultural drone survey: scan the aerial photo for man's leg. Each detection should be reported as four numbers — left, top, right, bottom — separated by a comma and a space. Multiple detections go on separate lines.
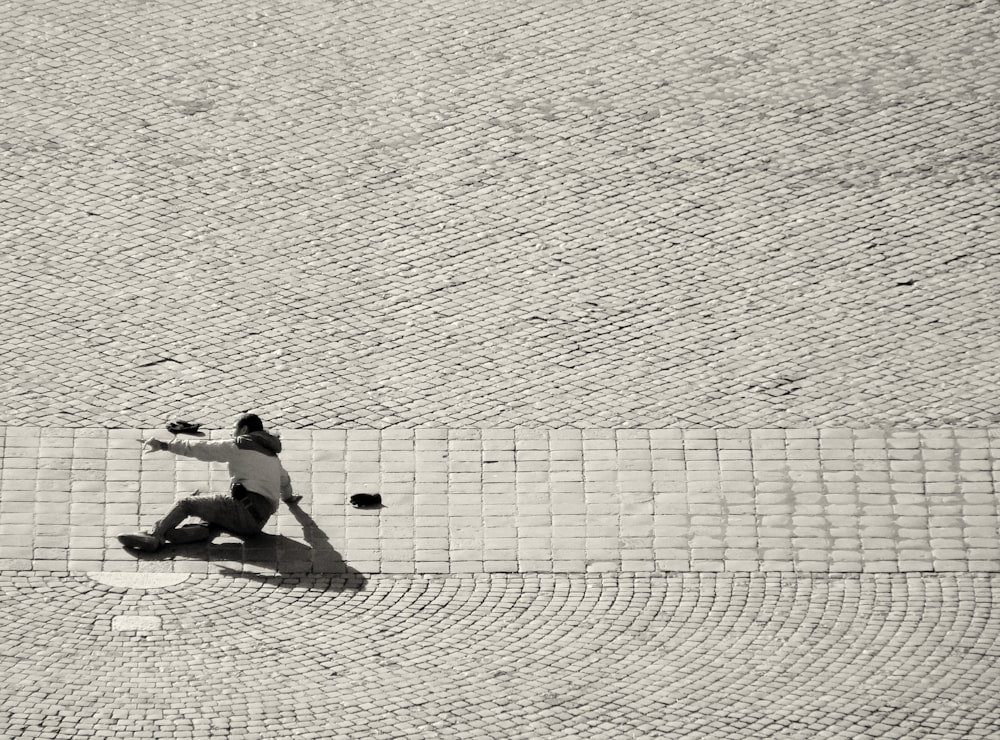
162, 522, 216, 545
120, 494, 265, 552
118, 494, 212, 551
153, 495, 264, 539
118, 496, 242, 552
150, 496, 204, 542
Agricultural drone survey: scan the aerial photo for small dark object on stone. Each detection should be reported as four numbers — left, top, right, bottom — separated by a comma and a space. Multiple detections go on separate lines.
350, 493, 382, 509
167, 420, 203, 435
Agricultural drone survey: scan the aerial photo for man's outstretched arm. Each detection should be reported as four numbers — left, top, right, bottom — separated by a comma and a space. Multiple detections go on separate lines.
144, 438, 237, 463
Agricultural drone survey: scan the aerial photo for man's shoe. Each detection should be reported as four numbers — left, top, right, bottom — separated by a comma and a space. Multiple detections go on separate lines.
117, 533, 165, 552
164, 523, 215, 545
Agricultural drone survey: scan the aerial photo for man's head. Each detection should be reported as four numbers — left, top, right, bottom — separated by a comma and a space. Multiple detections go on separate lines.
234, 413, 264, 437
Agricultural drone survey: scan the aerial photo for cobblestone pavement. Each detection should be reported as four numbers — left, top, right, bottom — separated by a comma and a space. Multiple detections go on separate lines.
3, 0, 1000, 737
2, 0, 998, 428
1, 572, 998, 740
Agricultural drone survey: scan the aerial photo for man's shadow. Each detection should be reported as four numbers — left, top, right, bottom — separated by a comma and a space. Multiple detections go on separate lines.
128, 502, 367, 592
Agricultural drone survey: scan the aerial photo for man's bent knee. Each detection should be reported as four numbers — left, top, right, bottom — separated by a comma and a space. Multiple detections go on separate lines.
176, 497, 201, 515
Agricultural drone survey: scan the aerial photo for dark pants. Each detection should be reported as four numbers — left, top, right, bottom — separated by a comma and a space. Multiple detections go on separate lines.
152, 486, 276, 542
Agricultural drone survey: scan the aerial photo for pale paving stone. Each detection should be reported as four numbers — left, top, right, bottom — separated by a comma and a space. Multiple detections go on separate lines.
7, 425, 987, 576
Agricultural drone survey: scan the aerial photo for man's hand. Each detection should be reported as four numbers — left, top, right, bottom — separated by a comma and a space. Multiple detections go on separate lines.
143, 438, 167, 453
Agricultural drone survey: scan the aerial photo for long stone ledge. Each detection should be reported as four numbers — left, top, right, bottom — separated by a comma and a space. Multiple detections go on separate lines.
0, 426, 997, 575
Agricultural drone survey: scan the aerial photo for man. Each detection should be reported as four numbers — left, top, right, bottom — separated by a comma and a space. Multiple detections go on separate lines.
118, 413, 300, 552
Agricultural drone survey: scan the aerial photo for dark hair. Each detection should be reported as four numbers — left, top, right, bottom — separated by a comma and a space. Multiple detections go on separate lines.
236, 413, 264, 433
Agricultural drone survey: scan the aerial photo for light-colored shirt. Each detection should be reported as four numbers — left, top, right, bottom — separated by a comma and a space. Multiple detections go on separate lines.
165, 437, 293, 508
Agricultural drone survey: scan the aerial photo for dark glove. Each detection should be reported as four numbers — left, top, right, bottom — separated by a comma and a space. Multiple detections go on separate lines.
167, 420, 202, 435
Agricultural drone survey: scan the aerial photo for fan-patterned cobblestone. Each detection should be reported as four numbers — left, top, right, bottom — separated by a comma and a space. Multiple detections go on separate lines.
1, 572, 998, 740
